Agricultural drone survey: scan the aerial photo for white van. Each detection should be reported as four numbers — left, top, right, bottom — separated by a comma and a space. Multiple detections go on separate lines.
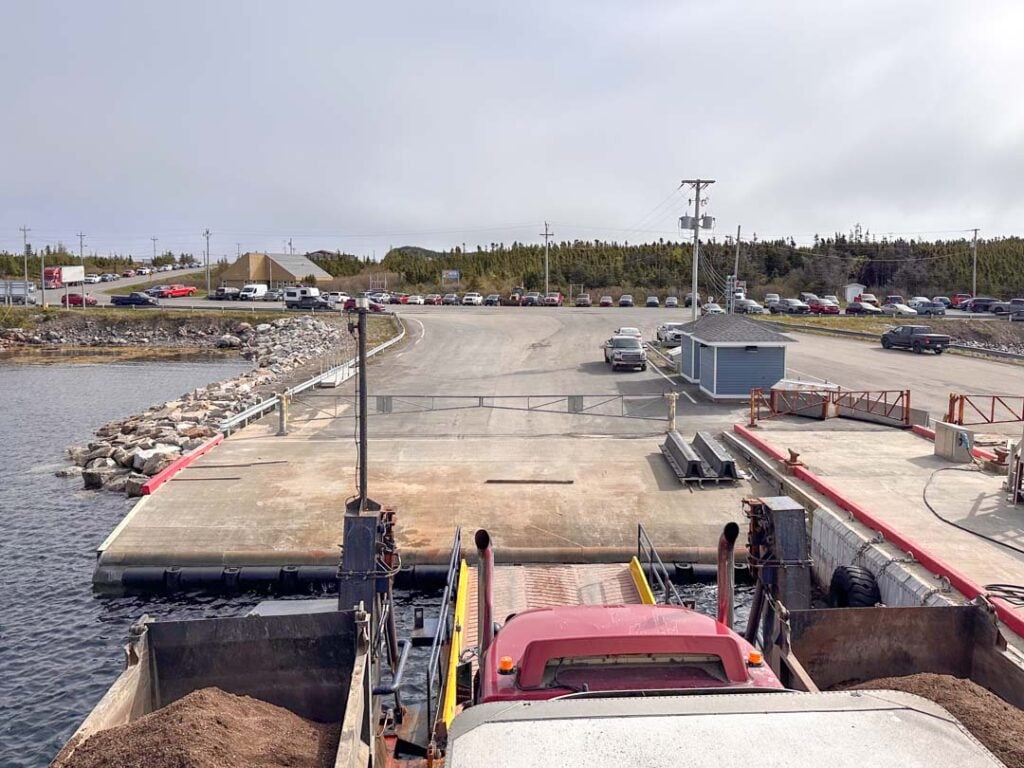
239, 284, 268, 300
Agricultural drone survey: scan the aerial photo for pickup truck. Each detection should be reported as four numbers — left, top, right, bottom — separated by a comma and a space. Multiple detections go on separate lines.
990, 298, 1024, 315
880, 325, 951, 354
111, 292, 159, 307
157, 284, 197, 298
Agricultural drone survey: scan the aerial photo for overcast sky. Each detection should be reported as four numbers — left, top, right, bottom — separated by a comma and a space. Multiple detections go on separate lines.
2, 1, 1022, 259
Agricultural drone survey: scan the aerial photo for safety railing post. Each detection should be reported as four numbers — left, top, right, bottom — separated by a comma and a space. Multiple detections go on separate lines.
277, 392, 289, 436
665, 391, 678, 432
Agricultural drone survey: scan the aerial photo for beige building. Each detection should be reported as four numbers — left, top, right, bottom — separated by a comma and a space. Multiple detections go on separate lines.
219, 252, 333, 289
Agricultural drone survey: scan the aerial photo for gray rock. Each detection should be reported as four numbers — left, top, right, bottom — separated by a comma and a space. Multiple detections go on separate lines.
87, 457, 117, 470
217, 334, 242, 348
85, 445, 116, 462
142, 453, 176, 475
102, 470, 132, 493
255, 323, 272, 333
83, 466, 116, 490
124, 472, 150, 497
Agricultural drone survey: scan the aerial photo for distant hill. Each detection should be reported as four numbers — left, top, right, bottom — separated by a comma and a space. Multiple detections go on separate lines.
380, 236, 1024, 299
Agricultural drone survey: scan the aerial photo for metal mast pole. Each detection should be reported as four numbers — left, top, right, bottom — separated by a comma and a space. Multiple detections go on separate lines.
77, 232, 87, 309
681, 179, 715, 322
971, 228, 978, 298
733, 224, 741, 282
151, 237, 157, 264
203, 229, 211, 295
540, 222, 552, 295
20, 226, 30, 301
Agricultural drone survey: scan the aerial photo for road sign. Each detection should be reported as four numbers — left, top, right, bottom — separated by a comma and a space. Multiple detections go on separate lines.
442, 269, 460, 280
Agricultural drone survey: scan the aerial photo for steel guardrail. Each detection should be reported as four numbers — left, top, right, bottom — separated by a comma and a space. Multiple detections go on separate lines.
219, 313, 406, 434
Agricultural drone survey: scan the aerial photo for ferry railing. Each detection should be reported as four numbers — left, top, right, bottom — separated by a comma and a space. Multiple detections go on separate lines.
636, 524, 683, 606
219, 313, 405, 434
426, 526, 463, 749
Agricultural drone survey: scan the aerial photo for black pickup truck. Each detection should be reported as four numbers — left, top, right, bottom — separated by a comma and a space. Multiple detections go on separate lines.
880, 325, 951, 354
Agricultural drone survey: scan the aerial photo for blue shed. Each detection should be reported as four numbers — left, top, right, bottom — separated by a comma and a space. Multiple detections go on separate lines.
676, 315, 792, 400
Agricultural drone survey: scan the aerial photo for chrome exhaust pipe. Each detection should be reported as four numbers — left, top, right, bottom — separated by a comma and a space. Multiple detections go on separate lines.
717, 522, 739, 629
475, 529, 495, 658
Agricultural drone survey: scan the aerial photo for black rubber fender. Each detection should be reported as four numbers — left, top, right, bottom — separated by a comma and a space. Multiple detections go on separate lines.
829, 565, 881, 607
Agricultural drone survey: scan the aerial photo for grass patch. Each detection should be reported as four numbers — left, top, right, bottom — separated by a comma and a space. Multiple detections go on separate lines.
105, 270, 210, 296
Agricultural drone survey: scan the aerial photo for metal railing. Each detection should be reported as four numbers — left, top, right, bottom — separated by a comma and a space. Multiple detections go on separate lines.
946, 393, 1024, 426
748, 386, 911, 428
219, 313, 405, 434
636, 524, 683, 605
426, 527, 463, 749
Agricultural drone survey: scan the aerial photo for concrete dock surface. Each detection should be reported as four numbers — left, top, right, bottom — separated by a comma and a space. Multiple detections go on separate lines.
751, 419, 1024, 609
94, 308, 1024, 586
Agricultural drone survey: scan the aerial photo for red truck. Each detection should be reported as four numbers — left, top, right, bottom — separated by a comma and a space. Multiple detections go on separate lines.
157, 284, 198, 298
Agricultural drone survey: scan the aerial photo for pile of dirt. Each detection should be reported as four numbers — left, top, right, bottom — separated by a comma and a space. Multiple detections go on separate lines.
845, 673, 1024, 767
54, 687, 340, 768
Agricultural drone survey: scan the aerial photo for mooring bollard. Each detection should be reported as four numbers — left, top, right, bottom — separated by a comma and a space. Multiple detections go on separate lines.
665, 391, 678, 432
277, 392, 290, 436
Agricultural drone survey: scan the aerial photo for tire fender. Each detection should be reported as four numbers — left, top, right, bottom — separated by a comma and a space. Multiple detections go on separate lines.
829, 565, 881, 608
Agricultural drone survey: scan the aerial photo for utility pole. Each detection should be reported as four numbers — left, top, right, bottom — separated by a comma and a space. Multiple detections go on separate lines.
971, 228, 979, 298
151, 237, 158, 264
288, 238, 294, 256
236, 243, 241, 258
540, 221, 553, 295
20, 226, 30, 299
203, 229, 211, 295
77, 232, 86, 265
681, 179, 715, 323
733, 225, 741, 282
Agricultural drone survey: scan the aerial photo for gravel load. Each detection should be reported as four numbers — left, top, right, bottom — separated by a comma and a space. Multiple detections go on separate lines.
845, 673, 1024, 767
52, 687, 340, 768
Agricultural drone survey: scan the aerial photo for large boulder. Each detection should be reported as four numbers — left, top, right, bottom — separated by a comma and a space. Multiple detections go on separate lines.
142, 452, 177, 475
132, 444, 181, 471
87, 457, 117, 470
103, 470, 133, 493
216, 334, 242, 348
124, 472, 150, 497
83, 466, 116, 490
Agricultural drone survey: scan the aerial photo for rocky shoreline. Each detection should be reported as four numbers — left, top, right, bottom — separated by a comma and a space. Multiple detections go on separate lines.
48, 316, 353, 496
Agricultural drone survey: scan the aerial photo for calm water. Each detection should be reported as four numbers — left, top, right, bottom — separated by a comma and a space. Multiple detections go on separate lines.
0, 354, 255, 768
0, 352, 751, 767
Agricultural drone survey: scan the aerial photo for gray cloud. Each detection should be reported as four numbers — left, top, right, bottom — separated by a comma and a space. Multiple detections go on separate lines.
2, 1, 1022, 257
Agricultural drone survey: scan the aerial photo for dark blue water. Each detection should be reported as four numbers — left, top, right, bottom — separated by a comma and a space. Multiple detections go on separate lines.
0, 351, 255, 768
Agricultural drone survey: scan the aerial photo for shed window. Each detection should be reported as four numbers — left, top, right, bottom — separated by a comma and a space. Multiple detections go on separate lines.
745, 346, 759, 352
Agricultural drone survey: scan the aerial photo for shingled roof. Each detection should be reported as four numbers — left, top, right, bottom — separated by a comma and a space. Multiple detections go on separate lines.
677, 314, 793, 344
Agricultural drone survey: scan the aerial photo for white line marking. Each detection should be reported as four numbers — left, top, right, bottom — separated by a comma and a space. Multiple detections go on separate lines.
411, 317, 426, 345
682, 391, 696, 404
650, 363, 679, 389
786, 367, 836, 385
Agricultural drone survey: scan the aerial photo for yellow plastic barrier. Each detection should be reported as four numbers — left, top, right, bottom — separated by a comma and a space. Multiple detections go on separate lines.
441, 559, 469, 727
629, 556, 657, 605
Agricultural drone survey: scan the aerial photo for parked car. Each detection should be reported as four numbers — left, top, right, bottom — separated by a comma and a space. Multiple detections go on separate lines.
136, 268, 151, 276
263, 288, 283, 301
931, 296, 952, 308
599, 295, 614, 307
735, 299, 766, 315
684, 292, 701, 308
880, 325, 951, 354
665, 296, 679, 308
423, 294, 443, 305
574, 293, 592, 307
963, 296, 999, 313
950, 293, 972, 308
60, 292, 97, 306
342, 297, 385, 312
483, 294, 501, 306
121, 269, 136, 278
798, 292, 819, 304
763, 293, 781, 308
521, 292, 542, 306
143, 285, 170, 297
990, 298, 1024, 315
613, 326, 642, 340
880, 302, 917, 317
442, 293, 461, 305
544, 292, 564, 306
462, 292, 484, 306
657, 322, 687, 343
844, 301, 882, 315
855, 293, 880, 307
777, 298, 810, 314
160, 284, 199, 298
645, 295, 660, 307
111, 292, 159, 307
885, 295, 905, 307
211, 286, 241, 300
283, 286, 325, 309
602, 336, 647, 371
100, 273, 118, 282
702, 302, 725, 315
915, 301, 947, 317
907, 297, 931, 310
323, 291, 349, 305
618, 294, 634, 307
807, 298, 839, 315
822, 295, 839, 304
83, 274, 101, 284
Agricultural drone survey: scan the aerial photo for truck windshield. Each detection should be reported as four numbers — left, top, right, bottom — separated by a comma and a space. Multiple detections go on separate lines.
611, 338, 641, 349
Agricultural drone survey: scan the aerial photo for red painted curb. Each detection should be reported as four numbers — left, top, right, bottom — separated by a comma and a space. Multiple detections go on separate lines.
911, 424, 936, 439
141, 433, 225, 496
732, 424, 787, 461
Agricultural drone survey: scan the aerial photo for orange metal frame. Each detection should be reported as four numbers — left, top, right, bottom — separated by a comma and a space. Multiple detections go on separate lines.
749, 388, 911, 427
946, 393, 1024, 426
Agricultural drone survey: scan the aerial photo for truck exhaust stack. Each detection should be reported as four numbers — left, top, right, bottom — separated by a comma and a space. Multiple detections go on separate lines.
475, 529, 495, 657
717, 522, 739, 629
